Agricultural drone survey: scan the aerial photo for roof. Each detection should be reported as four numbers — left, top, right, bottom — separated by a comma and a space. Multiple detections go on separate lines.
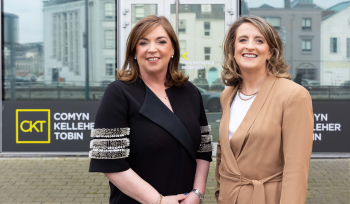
322, 1, 350, 20
259, 4, 274, 9
326, 1, 350, 13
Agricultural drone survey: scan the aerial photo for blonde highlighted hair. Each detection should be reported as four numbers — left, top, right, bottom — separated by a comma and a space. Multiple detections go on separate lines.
222, 15, 291, 87
117, 15, 188, 87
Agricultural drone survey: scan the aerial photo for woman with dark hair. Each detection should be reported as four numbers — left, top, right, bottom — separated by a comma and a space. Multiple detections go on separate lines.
215, 16, 314, 204
89, 15, 212, 204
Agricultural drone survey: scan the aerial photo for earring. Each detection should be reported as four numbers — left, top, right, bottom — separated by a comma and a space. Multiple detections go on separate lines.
171, 55, 174, 58
134, 57, 136, 60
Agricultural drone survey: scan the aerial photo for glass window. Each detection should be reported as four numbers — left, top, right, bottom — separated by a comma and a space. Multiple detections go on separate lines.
105, 59, 114, 77
131, 4, 157, 28
171, 4, 225, 143
3, 0, 116, 100
302, 18, 312, 30
330, 37, 337, 53
204, 22, 210, 36
264, 17, 280, 29
302, 40, 312, 51
179, 20, 186, 33
204, 47, 211, 60
105, 2, 115, 20
105, 30, 115, 49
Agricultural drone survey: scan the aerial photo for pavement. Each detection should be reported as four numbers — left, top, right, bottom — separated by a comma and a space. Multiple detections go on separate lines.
0, 158, 348, 204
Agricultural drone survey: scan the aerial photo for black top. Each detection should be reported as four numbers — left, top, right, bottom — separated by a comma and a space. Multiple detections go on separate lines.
89, 79, 212, 204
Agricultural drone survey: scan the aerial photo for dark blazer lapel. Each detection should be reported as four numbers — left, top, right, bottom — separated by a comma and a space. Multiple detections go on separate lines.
139, 85, 196, 161
231, 75, 277, 160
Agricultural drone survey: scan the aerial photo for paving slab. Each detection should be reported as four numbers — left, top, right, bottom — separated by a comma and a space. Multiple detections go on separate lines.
0, 158, 348, 204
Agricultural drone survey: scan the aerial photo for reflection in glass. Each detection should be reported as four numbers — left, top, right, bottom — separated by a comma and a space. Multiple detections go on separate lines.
241, 0, 350, 100
171, 4, 225, 142
3, 0, 116, 100
131, 4, 157, 28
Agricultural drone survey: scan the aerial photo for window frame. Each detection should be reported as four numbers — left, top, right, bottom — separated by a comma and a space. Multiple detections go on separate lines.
302, 18, 312, 30
302, 39, 312, 52
330, 37, 338, 54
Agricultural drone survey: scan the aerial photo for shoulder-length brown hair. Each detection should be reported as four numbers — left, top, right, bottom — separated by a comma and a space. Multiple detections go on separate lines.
117, 15, 188, 87
222, 15, 291, 87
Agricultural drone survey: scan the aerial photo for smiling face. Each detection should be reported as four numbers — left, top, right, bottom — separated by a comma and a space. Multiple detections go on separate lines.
135, 25, 174, 78
234, 23, 273, 73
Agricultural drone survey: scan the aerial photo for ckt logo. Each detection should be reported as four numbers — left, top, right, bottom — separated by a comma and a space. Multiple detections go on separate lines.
16, 109, 51, 144
20, 120, 46, 132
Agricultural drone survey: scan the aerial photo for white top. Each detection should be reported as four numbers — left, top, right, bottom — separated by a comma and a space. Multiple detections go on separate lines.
228, 91, 256, 141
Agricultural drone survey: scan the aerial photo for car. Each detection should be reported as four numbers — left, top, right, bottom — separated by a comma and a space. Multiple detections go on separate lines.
193, 78, 209, 90
211, 78, 225, 91
196, 86, 221, 112
341, 81, 350, 88
301, 79, 320, 89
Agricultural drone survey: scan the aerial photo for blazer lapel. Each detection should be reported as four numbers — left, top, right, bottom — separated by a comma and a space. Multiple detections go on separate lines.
219, 85, 242, 175
139, 85, 196, 161
231, 75, 277, 160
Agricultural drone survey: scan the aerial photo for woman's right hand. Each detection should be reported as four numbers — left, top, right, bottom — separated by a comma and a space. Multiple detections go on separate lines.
161, 194, 188, 204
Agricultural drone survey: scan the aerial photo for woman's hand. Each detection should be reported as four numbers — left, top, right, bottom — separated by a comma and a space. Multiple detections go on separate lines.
179, 192, 200, 204
161, 194, 188, 204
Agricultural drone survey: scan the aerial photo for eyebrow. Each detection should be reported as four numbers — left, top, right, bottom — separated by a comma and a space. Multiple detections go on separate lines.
140, 36, 168, 41
237, 35, 265, 39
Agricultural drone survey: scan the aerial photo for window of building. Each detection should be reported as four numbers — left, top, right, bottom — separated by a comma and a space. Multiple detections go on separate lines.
302, 18, 311, 30
297, 68, 316, 80
347, 38, 350, 58
204, 22, 210, 36
179, 20, 186, 33
201, 4, 211, 14
264, 17, 280, 29
330, 37, 337, 53
204, 47, 211, 60
302, 40, 312, 51
105, 30, 115, 48
179, 40, 186, 55
105, 2, 115, 20
105, 59, 114, 76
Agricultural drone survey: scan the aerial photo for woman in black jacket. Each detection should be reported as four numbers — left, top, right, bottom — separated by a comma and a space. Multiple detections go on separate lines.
89, 15, 212, 204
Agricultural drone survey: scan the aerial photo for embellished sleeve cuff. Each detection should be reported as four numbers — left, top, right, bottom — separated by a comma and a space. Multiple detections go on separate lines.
89, 128, 131, 159
198, 125, 213, 153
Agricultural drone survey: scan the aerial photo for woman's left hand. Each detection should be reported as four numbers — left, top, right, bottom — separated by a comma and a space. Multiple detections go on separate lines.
179, 192, 200, 204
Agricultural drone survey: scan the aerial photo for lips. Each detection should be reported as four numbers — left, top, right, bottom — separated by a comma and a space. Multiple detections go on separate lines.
146, 57, 160, 63
242, 54, 258, 58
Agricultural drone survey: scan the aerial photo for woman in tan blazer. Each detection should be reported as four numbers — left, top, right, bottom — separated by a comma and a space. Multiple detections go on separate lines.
215, 16, 314, 204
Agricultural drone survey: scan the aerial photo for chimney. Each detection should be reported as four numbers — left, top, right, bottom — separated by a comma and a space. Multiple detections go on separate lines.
285, 0, 291, 8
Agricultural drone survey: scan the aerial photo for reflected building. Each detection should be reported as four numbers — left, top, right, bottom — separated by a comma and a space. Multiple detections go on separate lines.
3, 13, 19, 76
320, 2, 350, 85
43, 0, 116, 85
170, 5, 225, 88
249, 0, 323, 81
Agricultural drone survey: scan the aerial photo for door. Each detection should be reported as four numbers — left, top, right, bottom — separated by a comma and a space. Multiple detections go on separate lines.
118, 0, 239, 143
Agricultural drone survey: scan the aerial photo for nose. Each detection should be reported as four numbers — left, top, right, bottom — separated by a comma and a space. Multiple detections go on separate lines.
245, 39, 255, 50
148, 42, 157, 53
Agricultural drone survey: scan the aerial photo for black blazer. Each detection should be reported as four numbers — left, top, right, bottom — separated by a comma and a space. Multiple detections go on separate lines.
89, 79, 212, 204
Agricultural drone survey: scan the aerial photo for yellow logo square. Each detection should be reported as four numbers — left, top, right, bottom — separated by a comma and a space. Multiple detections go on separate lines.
16, 109, 51, 144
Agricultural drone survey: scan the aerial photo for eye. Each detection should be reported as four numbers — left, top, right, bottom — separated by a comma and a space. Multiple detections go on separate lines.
158, 40, 167, 44
139, 41, 148, 45
239, 39, 246, 42
257, 39, 264, 43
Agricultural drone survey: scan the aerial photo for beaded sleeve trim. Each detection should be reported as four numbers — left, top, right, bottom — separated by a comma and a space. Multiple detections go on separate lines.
89, 149, 130, 159
90, 138, 130, 150
89, 128, 131, 159
198, 143, 213, 153
201, 134, 212, 143
200, 125, 211, 134
91, 128, 130, 138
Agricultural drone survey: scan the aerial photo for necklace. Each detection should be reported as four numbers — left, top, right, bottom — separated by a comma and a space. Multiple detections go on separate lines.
238, 85, 258, 101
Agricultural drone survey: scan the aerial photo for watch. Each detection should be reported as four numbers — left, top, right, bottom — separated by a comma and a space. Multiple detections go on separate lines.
192, 189, 204, 203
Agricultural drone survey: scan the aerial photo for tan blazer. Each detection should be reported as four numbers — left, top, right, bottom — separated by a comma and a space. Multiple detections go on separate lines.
215, 75, 314, 204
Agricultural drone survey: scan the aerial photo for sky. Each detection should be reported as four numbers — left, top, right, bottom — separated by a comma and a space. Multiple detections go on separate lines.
3, 0, 348, 43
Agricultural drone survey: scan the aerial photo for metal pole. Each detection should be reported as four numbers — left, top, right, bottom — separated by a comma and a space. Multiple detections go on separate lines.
0, 1, 3, 153
9, 18, 16, 100
84, 0, 90, 100
176, 0, 179, 37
